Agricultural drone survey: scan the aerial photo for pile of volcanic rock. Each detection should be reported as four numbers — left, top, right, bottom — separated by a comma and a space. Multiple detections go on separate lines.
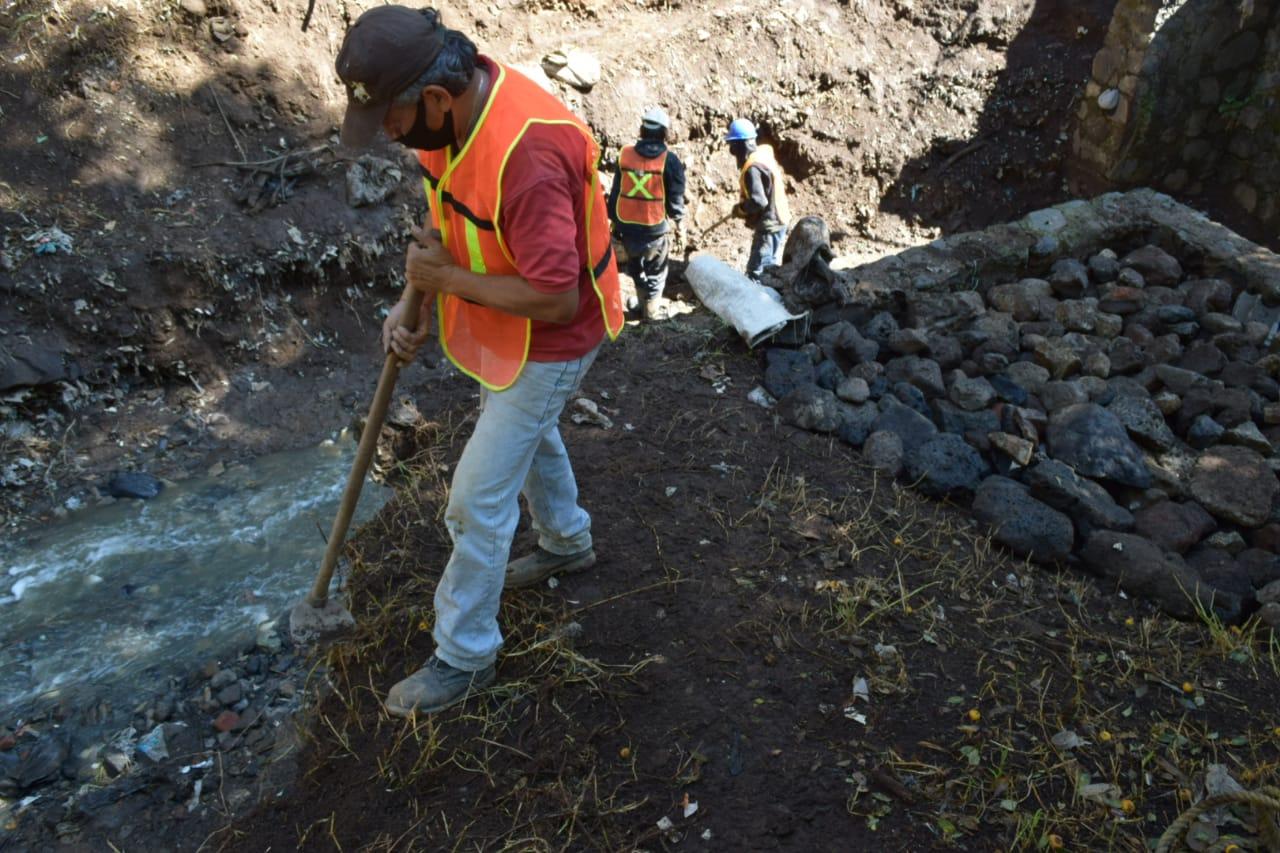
763, 243, 1280, 626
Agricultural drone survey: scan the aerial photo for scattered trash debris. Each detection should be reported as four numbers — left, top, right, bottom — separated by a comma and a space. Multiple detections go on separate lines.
656, 815, 674, 832
24, 227, 73, 256
346, 155, 402, 207
852, 676, 870, 703
136, 726, 169, 763
541, 48, 600, 91
570, 397, 614, 429
747, 386, 776, 409
1051, 729, 1086, 750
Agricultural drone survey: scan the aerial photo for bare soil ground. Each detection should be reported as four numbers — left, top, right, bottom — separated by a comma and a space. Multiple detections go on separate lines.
5, 0, 1280, 849
220, 317, 1280, 851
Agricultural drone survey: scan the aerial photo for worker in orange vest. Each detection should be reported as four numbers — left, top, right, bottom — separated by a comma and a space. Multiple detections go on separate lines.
607, 108, 686, 321
725, 118, 792, 282
335, 5, 623, 716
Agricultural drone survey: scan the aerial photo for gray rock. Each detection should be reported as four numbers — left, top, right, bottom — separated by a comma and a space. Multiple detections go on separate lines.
929, 335, 965, 369
815, 322, 879, 369
934, 400, 999, 438
1088, 249, 1120, 283
1047, 403, 1152, 488
884, 355, 946, 399
1260, 602, 1280, 630
1153, 390, 1181, 415
1107, 393, 1176, 450
835, 402, 879, 447
1202, 313, 1242, 335
862, 431, 904, 478
1260, 579, 1280, 606
1133, 501, 1217, 554
887, 328, 930, 355
1099, 285, 1145, 315
1121, 246, 1183, 287
1183, 279, 1234, 315
1055, 299, 1099, 333
1024, 459, 1133, 532
947, 371, 995, 411
1204, 530, 1247, 555
892, 382, 932, 418
836, 376, 870, 404
1048, 258, 1089, 299
862, 312, 900, 346
989, 432, 1035, 466
908, 291, 985, 332
1083, 352, 1111, 378
107, 472, 164, 500
1005, 361, 1050, 395
987, 278, 1051, 321
1224, 421, 1273, 455
1117, 267, 1146, 289
1179, 341, 1226, 376
1040, 380, 1089, 413
1107, 337, 1145, 374
904, 434, 990, 498
1190, 446, 1279, 528
0, 341, 74, 392
989, 374, 1029, 406
1034, 339, 1081, 379
1187, 415, 1225, 449
778, 386, 842, 433
210, 668, 238, 689
873, 397, 938, 452
1079, 532, 1233, 620
763, 349, 816, 399
972, 476, 1074, 562
815, 360, 844, 391
1155, 364, 1211, 395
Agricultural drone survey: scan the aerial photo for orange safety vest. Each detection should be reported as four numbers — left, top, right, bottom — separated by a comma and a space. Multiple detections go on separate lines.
738, 144, 791, 226
615, 145, 668, 226
417, 63, 624, 391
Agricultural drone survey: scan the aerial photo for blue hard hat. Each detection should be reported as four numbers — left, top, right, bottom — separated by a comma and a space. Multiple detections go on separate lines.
724, 118, 757, 142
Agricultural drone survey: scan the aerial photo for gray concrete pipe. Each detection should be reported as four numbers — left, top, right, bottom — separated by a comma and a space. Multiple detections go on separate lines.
685, 253, 811, 348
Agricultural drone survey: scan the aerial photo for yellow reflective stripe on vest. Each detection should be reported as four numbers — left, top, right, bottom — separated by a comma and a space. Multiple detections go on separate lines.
463, 219, 487, 274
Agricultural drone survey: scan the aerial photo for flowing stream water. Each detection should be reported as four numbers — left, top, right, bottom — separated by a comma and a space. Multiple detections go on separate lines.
0, 437, 390, 714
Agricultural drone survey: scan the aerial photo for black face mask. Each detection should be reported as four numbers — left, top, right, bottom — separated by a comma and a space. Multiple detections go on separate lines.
393, 100, 456, 151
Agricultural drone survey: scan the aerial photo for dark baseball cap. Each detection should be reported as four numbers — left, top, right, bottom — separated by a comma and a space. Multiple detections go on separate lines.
335, 6, 446, 148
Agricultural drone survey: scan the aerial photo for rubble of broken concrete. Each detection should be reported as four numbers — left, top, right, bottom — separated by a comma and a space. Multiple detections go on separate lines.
759, 189, 1280, 627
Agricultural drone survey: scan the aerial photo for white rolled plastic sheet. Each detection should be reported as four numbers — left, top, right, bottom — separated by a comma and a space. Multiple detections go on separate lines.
685, 253, 811, 349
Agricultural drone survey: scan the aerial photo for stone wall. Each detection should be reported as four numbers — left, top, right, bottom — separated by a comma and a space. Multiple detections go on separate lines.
759, 190, 1280, 628
1069, 0, 1280, 236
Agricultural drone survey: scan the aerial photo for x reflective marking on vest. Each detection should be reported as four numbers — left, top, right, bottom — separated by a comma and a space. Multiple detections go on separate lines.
624, 169, 656, 199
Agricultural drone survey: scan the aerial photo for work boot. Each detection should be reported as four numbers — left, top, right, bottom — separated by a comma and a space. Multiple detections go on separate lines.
642, 296, 669, 322
384, 655, 495, 717
506, 546, 596, 589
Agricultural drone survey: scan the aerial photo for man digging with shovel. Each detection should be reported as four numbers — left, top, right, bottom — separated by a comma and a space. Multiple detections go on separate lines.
335, 5, 623, 716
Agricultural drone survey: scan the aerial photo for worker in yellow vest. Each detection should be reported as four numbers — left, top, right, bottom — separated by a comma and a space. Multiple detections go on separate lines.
607, 108, 686, 321
725, 118, 792, 282
335, 5, 623, 716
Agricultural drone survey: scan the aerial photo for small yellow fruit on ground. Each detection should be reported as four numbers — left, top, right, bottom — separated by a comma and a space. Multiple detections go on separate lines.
967, 708, 981, 722
1121, 799, 1135, 814
1099, 730, 1113, 742
1182, 681, 1195, 693
1124, 616, 1135, 627
619, 746, 631, 759
1047, 834, 1064, 849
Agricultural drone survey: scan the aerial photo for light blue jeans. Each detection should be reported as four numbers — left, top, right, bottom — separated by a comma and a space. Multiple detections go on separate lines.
432, 345, 600, 671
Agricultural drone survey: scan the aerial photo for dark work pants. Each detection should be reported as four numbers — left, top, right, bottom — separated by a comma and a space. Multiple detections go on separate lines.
747, 226, 787, 282
624, 233, 670, 302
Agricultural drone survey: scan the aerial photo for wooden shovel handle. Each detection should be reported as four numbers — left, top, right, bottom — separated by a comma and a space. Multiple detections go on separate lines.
306, 288, 426, 606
